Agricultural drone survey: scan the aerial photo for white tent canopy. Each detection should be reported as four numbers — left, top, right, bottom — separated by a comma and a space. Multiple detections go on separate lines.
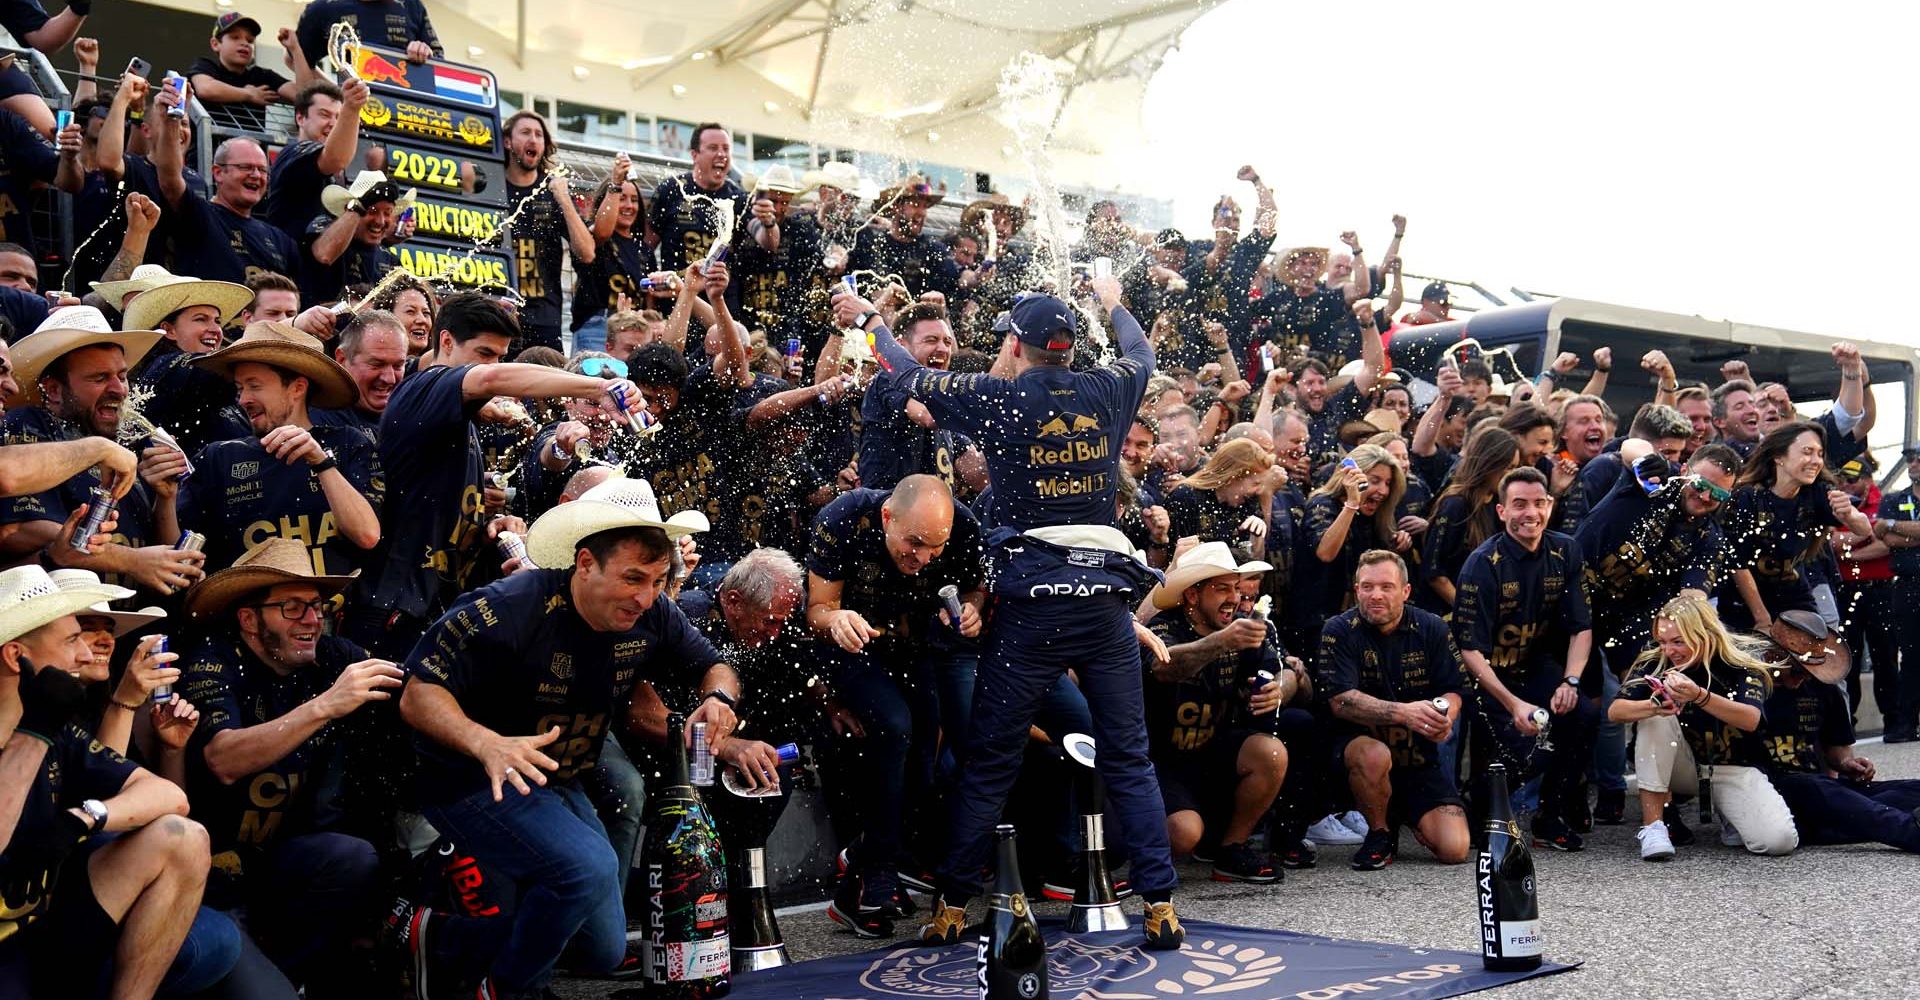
437, 0, 1214, 176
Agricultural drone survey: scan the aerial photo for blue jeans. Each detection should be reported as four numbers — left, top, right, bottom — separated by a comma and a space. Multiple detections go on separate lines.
581, 733, 646, 893
938, 595, 1178, 901
572, 312, 609, 354
1590, 665, 1628, 793
423, 781, 626, 991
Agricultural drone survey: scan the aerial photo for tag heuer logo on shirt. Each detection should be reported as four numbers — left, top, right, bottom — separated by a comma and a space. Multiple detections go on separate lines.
232, 461, 260, 479
550, 653, 573, 680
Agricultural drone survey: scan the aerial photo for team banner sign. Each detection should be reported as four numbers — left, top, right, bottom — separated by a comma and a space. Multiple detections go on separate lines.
727, 921, 1573, 1000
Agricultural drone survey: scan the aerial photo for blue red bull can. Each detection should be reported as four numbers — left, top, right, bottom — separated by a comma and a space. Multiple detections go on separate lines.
54, 109, 72, 131
151, 636, 172, 703
162, 72, 187, 119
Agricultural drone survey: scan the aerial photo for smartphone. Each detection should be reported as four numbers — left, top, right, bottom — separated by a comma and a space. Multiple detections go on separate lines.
125, 56, 151, 79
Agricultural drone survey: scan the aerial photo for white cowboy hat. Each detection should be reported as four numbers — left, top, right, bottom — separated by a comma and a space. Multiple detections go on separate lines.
90, 263, 184, 310
753, 164, 802, 195
801, 160, 865, 196
525, 476, 710, 570
191, 322, 358, 409
183, 537, 358, 621
1146, 541, 1273, 611
49, 569, 164, 636
321, 169, 419, 218
120, 269, 254, 334
6, 306, 161, 407
0, 565, 133, 645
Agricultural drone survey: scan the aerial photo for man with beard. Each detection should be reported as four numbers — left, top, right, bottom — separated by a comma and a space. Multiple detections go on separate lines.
315, 309, 410, 439
500, 111, 596, 352
1251, 246, 1365, 369
120, 269, 256, 455
1296, 340, 1382, 470
0, 339, 146, 498
856, 302, 976, 491
171, 323, 381, 576
1755, 611, 1920, 853
1576, 444, 1735, 823
1141, 542, 1288, 883
1710, 379, 1764, 458
1452, 467, 1597, 850
512, 352, 627, 520
299, 169, 409, 306
1577, 403, 1691, 506
1316, 551, 1469, 870
1150, 405, 1205, 495
849, 173, 960, 303
178, 539, 396, 990
650, 123, 749, 292
0, 307, 206, 598
261, 79, 369, 242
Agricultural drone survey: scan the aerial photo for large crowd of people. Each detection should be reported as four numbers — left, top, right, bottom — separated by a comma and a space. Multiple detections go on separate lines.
0, 3, 1917, 999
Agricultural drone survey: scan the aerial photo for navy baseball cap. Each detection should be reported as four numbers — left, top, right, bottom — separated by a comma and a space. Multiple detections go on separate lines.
1421, 281, 1450, 303
1008, 294, 1076, 350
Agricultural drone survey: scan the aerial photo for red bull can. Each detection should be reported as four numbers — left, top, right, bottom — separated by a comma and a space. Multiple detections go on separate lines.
162, 72, 187, 119
54, 109, 72, 130
70, 487, 114, 553
151, 635, 172, 703
175, 530, 205, 553
496, 530, 529, 567
691, 722, 714, 786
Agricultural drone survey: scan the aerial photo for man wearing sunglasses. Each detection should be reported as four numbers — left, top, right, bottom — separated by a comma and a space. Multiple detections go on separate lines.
1575, 443, 1739, 823
178, 537, 402, 990
515, 351, 629, 518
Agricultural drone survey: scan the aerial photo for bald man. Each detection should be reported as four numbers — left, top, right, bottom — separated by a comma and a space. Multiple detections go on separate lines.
805, 474, 986, 937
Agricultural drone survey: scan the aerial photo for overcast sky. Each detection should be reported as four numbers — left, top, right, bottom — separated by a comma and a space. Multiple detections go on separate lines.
1138, 0, 1916, 347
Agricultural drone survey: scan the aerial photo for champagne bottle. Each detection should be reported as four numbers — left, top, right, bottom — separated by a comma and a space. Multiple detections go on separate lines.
1475, 763, 1542, 971
640, 713, 732, 997
979, 824, 1049, 1000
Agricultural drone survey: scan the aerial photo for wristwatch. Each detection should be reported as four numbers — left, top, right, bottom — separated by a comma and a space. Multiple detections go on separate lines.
701, 689, 737, 710
79, 798, 108, 833
854, 310, 880, 331
1562, 677, 1581, 689
310, 450, 338, 475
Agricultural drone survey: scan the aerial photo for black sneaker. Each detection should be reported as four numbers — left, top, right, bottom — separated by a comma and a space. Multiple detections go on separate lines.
1041, 858, 1133, 901
1210, 842, 1280, 884
1885, 730, 1916, 744
1663, 803, 1696, 846
888, 883, 918, 918
896, 865, 940, 895
381, 898, 433, 1000
1531, 815, 1585, 852
827, 871, 896, 939
1189, 838, 1219, 865
1350, 828, 1397, 870
1594, 788, 1625, 826
1277, 840, 1317, 870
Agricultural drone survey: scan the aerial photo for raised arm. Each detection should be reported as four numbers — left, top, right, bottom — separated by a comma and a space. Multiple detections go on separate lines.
149, 82, 188, 208
553, 173, 597, 264
93, 71, 149, 177
317, 77, 369, 176
21, 7, 86, 55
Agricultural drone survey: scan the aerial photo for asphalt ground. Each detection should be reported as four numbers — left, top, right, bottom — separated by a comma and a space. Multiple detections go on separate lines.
557, 738, 1920, 1000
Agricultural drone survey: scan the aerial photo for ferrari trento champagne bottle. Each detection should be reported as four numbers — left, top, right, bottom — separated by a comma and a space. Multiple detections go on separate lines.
979, 824, 1049, 999
641, 713, 732, 996
1475, 763, 1542, 971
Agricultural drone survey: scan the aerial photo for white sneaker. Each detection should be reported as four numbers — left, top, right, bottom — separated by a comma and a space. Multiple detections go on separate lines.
1338, 810, 1369, 836
1306, 814, 1364, 846
1637, 820, 1676, 862
1718, 822, 1743, 848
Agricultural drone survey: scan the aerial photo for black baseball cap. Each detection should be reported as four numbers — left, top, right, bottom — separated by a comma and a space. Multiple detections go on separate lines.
1153, 228, 1187, 248
1421, 281, 1449, 303
213, 12, 263, 39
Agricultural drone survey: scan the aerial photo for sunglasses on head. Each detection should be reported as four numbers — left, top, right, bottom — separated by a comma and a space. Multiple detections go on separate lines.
578, 357, 628, 379
1687, 475, 1731, 502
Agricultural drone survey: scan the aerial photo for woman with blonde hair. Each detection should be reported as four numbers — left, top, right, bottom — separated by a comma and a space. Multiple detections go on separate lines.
1301, 444, 1407, 620
1161, 438, 1278, 562
1608, 596, 1797, 861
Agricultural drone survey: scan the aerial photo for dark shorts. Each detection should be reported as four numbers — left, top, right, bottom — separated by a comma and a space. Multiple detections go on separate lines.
1157, 729, 1258, 818
20, 841, 120, 998
1329, 732, 1464, 830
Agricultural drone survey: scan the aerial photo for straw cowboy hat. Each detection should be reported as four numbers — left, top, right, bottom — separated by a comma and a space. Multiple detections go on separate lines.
6, 305, 161, 407
801, 160, 867, 197
322, 169, 418, 218
873, 172, 944, 212
91, 263, 188, 311
961, 192, 1028, 233
183, 537, 358, 621
191, 322, 358, 409
119, 268, 254, 334
525, 476, 710, 570
1279, 246, 1329, 273
49, 568, 164, 637
749, 164, 803, 195
0, 564, 133, 645
1146, 541, 1273, 611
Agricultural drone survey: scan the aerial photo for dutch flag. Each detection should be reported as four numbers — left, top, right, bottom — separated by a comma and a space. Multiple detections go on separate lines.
433, 65, 494, 107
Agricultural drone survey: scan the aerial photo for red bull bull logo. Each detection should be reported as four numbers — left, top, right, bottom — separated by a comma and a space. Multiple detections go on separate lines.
1036, 413, 1101, 438
355, 49, 413, 87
